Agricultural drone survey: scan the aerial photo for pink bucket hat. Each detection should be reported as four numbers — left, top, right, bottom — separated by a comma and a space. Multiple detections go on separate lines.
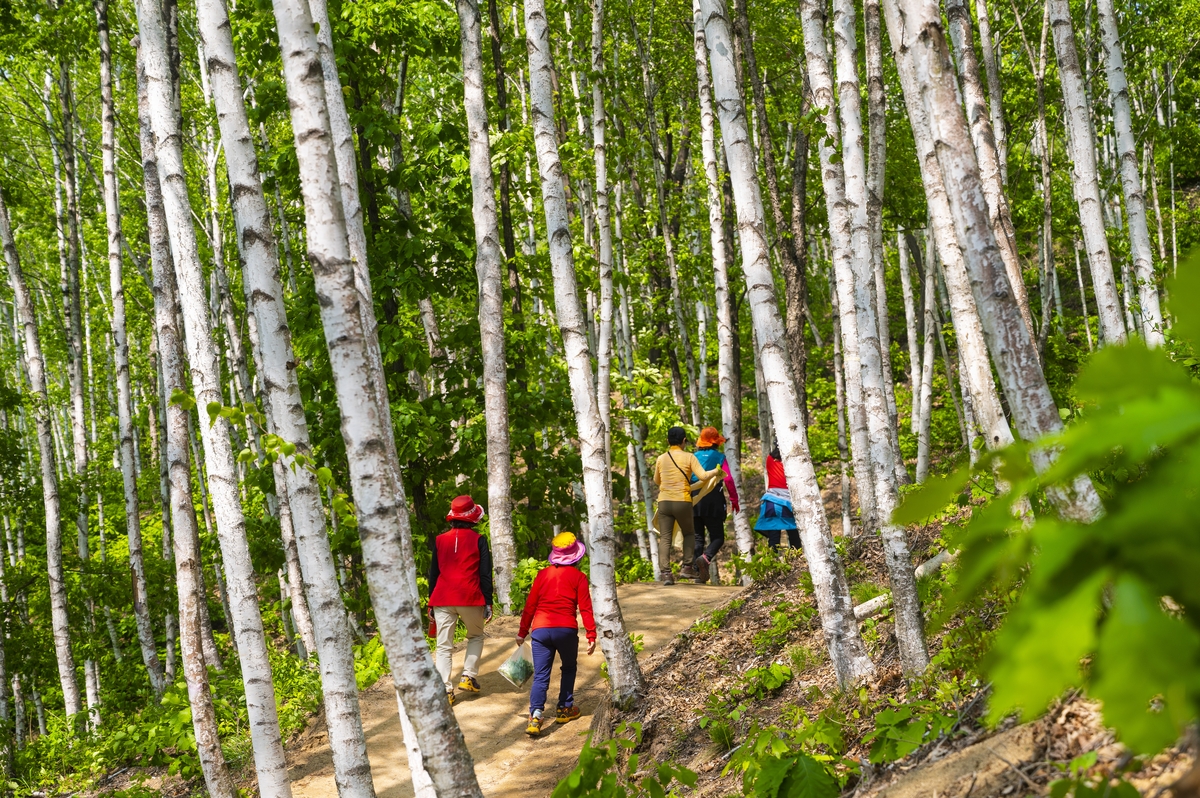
548, 532, 586, 566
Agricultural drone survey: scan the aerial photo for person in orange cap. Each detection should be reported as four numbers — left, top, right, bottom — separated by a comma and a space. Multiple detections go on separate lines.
427, 495, 493, 705
690, 427, 740, 583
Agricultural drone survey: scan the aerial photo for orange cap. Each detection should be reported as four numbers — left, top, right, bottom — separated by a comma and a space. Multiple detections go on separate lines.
698, 427, 726, 447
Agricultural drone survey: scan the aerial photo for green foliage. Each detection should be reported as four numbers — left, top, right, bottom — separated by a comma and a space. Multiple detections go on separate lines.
734, 547, 792, 583
692, 598, 746, 635
614, 552, 656, 585
911, 256, 1200, 755
1047, 752, 1142, 798
354, 635, 391, 690
861, 701, 957, 764
752, 602, 816, 656
551, 723, 697, 798
508, 557, 546, 613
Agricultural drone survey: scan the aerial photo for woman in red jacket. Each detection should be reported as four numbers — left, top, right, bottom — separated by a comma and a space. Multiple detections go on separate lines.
516, 532, 596, 737
428, 495, 493, 705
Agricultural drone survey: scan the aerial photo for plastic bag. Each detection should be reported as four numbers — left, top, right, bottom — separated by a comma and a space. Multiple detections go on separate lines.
498, 642, 534, 688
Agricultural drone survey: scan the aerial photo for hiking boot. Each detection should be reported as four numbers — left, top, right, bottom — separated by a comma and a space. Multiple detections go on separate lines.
680, 565, 697, 580
526, 714, 543, 736
458, 675, 481, 693
694, 556, 710, 583
659, 570, 675, 585
447, 690, 456, 707
556, 705, 581, 724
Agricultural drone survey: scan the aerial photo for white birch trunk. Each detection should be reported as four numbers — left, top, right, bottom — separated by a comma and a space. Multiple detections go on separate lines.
98, 0, 165, 698
0, 186, 82, 720
1047, 0, 1126, 344
945, 0, 1035, 340
1095, 0, 1163, 344
456, 0, 518, 613
889, 35, 1013, 455
829, 270, 855, 537
973, 0, 1008, 181
897, 231, 921, 435
833, 0, 929, 674
693, 0, 753, 559
269, 0, 485, 791
592, 0, 615, 469
915, 251, 937, 483
798, 0, 879, 533
882, 0, 1104, 523
525, 0, 646, 705
699, 0, 875, 686
138, 67, 236, 794
132, 9, 294, 794
192, 0, 379, 792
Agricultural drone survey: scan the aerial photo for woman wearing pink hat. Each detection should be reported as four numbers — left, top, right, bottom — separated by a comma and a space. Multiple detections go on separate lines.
427, 495, 493, 705
515, 532, 596, 737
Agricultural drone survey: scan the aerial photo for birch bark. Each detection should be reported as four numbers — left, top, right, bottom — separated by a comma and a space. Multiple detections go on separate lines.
693, 0, 753, 558
591, 0, 615, 469
832, 0, 928, 674
974, 0, 1008, 181
944, 0, 1034, 340
456, 0, 518, 613
194, 0, 385, 790
525, 0, 646, 706
897, 231, 921, 434
1047, 0, 1126, 344
97, 0, 165, 699
889, 34, 1013, 455
798, 0, 879, 533
1096, 0, 1164, 344
138, 62, 235, 794
699, 0, 874, 686
132, 9, 294, 795
882, 0, 1104, 523
0, 186, 82, 720
269, 0, 486, 791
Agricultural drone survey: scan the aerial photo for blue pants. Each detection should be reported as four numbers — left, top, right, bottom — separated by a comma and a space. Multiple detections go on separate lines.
529, 627, 578, 715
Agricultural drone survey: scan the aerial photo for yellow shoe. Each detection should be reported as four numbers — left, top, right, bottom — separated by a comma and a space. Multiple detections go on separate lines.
556, 705, 581, 724
446, 691, 456, 707
526, 714, 543, 736
458, 675, 481, 693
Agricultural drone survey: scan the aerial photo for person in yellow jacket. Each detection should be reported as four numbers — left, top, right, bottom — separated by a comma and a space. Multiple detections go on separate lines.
653, 426, 724, 584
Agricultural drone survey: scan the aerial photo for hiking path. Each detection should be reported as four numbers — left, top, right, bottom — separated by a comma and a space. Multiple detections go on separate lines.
286, 582, 742, 798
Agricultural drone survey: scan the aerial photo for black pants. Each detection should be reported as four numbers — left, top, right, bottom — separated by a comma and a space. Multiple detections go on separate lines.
763, 528, 801, 550
693, 515, 726, 562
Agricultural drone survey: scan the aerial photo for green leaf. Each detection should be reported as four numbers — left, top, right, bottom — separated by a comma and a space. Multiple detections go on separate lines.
987, 571, 1106, 722
316, 466, 333, 487
780, 754, 837, 798
206, 401, 223, 426
892, 466, 971, 525
1091, 576, 1200, 754
1166, 248, 1200, 349
747, 755, 792, 798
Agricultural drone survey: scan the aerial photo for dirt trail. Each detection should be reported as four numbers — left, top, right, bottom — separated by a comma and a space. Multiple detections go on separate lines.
286, 582, 741, 798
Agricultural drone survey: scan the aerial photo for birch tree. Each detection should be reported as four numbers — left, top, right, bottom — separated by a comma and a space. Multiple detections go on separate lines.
882, 0, 1104, 524
525, 0, 646, 705
591, 0, 616, 468
1, 186, 82, 721
192, 0, 377, 791
1047, 0, 1126, 344
699, 0, 875, 687
137, 58, 235, 793
693, 0, 753, 558
96, 0, 165, 698
269, 0, 487, 791
1096, 0, 1164, 344
132, 5, 294, 794
456, 0, 518, 612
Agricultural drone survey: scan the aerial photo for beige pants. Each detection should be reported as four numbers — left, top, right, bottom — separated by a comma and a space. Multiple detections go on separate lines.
433, 605, 486, 691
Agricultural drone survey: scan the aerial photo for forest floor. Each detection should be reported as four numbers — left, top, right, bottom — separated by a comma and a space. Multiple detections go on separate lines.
283, 582, 742, 798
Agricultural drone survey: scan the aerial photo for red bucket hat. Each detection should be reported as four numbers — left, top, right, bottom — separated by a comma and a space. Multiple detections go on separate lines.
446, 495, 485, 524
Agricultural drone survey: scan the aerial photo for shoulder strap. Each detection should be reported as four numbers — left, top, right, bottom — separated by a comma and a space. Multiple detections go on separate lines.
667, 451, 691, 482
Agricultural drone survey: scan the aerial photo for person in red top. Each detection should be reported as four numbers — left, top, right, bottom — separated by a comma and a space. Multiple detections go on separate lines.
516, 532, 596, 737
755, 447, 801, 550
428, 495, 494, 705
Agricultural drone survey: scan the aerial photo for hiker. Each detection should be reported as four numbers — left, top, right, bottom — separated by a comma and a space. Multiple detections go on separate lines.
428, 494, 494, 706
653, 426, 725, 585
755, 447, 801, 550
691, 426, 740, 583
516, 532, 596, 737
